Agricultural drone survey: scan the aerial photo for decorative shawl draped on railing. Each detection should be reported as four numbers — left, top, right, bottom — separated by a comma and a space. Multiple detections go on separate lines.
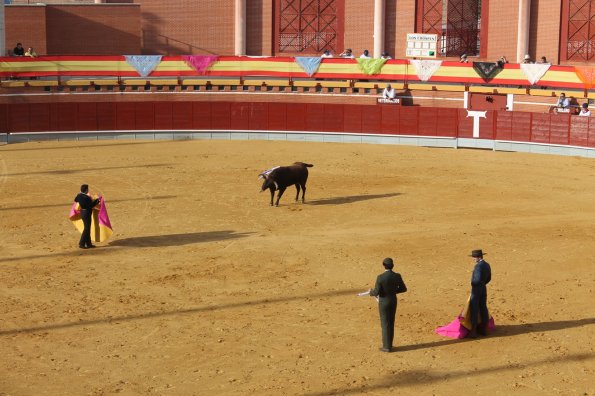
294, 57, 323, 76
0, 56, 588, 89
182, 55, 219, 74
125, 55, 162, 77
409, 60, 443, 82
356, 58, 387, 75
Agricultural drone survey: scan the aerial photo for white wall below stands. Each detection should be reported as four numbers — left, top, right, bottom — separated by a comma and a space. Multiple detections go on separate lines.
2, 131, 595, 158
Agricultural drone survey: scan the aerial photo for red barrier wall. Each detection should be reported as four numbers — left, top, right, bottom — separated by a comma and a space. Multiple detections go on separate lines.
3, 101, 595, 149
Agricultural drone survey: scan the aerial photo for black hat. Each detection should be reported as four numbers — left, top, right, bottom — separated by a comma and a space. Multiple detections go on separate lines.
470, 249, 486, 258
382, 257, 394, 268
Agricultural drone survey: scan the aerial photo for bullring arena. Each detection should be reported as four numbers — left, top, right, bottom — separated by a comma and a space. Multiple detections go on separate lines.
1, 0, 595, 394
1, 137, 594, 394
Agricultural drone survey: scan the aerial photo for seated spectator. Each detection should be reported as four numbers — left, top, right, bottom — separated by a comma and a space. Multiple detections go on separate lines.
497, 55, 508, 67
25, 47, 37, 57
360, 49, 371, 59
556, 93, 570, 109
538, 56, 549, 64
381, 51, 392, 60
13, 43, 24, 57
522, 54, 533, 64
339, 48, 354, 59
579, 103, 591, 117
459, 54, 468, 63
321, 49, 333, 58
382, 83, 396, 100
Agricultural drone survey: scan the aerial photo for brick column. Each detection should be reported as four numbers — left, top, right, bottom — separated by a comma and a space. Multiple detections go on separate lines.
516, 0, 531, 63
235, 0, 246, 56
374, 0, 385, 57
0, 2, 4, 57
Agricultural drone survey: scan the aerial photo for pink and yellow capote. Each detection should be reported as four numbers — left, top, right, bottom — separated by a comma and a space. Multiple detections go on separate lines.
435, 296, 496, 339
68, 195, 113, 243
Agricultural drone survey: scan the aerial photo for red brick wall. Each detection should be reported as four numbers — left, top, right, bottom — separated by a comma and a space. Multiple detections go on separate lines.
3, 1, 571, 62
134, 0, 235, 55
486, 0, 519, 61
5, 6, 47, 56
343, 0, 374, 57
529, 0, 561, 64
393, 1, 416, 60
247, 0, 273, 56
45, 5, 140, 55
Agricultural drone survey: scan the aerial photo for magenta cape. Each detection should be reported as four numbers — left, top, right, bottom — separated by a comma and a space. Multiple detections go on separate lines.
435, 297, 496, 339
69, 196, 113, 242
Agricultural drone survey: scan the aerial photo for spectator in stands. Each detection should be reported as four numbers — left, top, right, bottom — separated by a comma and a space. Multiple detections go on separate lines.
25, 47, 37, 57
321, 49, 333, 58
522, 54, 533, 64
360, 49, 371, 59
556, 93, 570, 109
497, 55, 508, 67
579, 103, 591, 117
460, 54, 468, 63
339, 48, 354, 59
381, 52, 392, 60
538, 56, 549, 64
382, 83, 396, 100
13, 43, 24, 56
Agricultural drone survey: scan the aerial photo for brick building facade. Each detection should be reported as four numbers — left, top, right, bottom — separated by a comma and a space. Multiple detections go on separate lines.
5, 4, 140, 56
2, 0, 592, 65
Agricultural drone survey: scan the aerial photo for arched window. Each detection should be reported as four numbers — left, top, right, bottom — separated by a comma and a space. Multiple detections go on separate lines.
274, 0, 344, 55
561, 0, 594, 62
417, 0, 487, 57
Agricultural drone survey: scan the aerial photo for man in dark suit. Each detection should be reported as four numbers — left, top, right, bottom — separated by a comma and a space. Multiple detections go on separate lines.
469, 249, 492, 338
369, 257, 407, 352
74, 184, 100, 249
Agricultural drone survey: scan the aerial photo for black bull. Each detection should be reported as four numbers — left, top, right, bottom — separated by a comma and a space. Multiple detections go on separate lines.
259, 162, 313, 206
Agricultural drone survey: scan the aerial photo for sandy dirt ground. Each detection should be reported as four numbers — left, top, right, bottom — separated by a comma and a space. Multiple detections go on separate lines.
0, 139, 594, 395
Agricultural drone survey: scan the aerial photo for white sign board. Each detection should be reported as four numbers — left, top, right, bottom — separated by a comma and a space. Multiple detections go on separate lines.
406, 33, 438, 58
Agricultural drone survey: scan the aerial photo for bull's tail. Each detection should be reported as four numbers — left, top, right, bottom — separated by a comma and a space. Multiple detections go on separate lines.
294, 162, 313, 167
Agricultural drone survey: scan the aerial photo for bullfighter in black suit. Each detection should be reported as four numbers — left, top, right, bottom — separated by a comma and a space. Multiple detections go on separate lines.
74, 184, 100, 249
369, 258, 407, 352
469, 249, 492, 338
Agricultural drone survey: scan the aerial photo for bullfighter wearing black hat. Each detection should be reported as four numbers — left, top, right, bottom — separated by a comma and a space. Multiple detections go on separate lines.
369, 258, 407, 352
469, 249, 492, 338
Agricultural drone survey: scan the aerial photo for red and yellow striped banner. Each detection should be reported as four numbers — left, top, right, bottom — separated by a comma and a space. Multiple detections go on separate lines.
0, 56, 588, 89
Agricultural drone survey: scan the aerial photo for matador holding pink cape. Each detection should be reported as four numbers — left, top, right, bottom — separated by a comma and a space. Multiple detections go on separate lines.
69, 184, 113, 249
435, 249, 495, 339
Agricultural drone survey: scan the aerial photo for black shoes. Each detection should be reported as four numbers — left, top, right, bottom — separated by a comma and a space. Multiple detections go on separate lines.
79, 245, 96, 249
87, 245, 96, 248
379, 347, 392, 353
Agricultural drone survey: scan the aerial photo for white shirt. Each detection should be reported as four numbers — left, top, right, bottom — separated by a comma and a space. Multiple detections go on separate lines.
321, 53, 333, 58
383, 88, 396, 99
360, 54, 371, 59
557, 97, 570, 108
579, 109, 591, 117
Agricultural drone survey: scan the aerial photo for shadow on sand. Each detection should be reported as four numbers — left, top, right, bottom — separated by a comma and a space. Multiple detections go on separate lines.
306, 351, 593, 396
109, 230, 253, 248
2, 163, 172, 177
396, 317, 595, 353
0, 140, 172, 152
307, 193, 402, 206
0, 287, 362, 336
0, 195, 177, 212
0, 230, 251, 263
